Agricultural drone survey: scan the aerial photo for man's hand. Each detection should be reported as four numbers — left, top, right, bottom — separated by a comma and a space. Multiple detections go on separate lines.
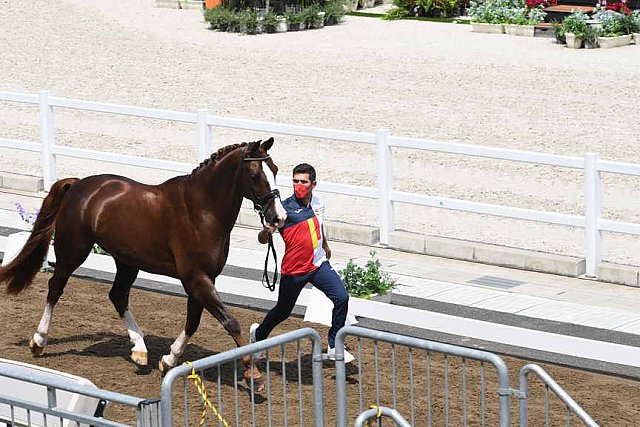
323, 242, 332, 260
258, 224, 277, 244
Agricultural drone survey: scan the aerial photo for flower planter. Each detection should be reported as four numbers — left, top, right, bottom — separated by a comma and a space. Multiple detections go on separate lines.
343, 0, 358, 12
504, 24, 535, 37
471, 22, 504, 34
597, 34, 632, 49
276, 17, 288, 32
565, 33, 583, 49
314, 11, 326, 29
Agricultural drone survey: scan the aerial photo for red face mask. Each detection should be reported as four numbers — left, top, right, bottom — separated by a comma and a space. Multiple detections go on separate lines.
294, 183, 309, 199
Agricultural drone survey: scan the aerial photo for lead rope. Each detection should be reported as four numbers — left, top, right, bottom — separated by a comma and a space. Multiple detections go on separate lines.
259, 213, 279, 292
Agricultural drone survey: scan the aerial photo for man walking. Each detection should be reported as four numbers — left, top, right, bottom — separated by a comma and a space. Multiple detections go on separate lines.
249, 163, 355, 363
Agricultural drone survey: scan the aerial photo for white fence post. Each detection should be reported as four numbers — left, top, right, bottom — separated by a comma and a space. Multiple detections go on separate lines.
39, 91, 57, 191
196, 109, 213, 162
584, 153, 601, 278
376, 129, 393, 245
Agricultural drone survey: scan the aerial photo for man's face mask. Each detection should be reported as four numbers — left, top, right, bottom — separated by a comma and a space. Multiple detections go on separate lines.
294, 183, 309, 199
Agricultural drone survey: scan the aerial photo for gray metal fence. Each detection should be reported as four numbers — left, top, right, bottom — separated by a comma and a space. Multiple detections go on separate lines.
0, 360, 159, 427
159, 327, 324, 427
335, 326, 514, 427
1, 326, 602, 427
519, 364, 600, 427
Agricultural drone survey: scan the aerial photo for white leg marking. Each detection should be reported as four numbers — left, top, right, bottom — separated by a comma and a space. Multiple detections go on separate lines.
33, 303, 53, 347
123, 310, 147, 353
162, 331, 189, 367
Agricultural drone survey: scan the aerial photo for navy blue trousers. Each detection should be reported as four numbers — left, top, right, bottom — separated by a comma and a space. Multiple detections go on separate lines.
255, 261, 349, 348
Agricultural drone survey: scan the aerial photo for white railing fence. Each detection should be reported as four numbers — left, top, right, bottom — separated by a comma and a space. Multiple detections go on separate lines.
2, 90, 640, 277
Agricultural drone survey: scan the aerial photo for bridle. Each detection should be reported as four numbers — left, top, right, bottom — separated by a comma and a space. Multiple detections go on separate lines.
242, 152, 280, 292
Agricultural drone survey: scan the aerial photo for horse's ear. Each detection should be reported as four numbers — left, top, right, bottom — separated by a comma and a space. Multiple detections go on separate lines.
260, 137, 274, 151
246, 139, 261, 155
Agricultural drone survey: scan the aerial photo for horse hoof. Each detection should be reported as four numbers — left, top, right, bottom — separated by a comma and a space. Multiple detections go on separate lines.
158, 357, 173, 376
131, 351, 148, 366
29, 338, 44, 356
244, 371, 265, 392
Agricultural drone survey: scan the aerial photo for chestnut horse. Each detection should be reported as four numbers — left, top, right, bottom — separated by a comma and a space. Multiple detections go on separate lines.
0, 138, 286, 384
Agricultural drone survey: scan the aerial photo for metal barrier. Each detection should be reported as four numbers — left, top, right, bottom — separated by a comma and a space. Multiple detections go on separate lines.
160, 327, 324, 427
0, 360, 159, 427
335, 326, 513, 427
1, 327, 602, 427
354, 406, 411, 427
519, 364, 600, 427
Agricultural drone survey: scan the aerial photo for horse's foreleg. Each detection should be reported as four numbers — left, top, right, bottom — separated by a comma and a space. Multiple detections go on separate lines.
159, 296, 202, 374
123, 311, 148, 365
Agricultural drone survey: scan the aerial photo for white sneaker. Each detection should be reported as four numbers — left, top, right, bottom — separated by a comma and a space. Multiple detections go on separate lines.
326, 345, 355, 364
248, 323, 265, 360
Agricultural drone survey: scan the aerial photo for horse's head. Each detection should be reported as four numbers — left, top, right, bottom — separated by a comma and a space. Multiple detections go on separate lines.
240, 137, 287, 229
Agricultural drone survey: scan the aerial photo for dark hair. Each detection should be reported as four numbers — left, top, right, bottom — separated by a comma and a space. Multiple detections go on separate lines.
293, 163, 316, 181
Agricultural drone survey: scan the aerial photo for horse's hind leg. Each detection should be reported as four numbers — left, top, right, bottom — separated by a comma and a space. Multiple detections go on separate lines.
30, 242, 93, 356
109, 260, 146, 366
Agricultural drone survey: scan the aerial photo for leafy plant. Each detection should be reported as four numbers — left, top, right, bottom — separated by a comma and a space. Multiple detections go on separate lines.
417, 0, 435, 15
468, 0, 521, 24
560, 10, 589, 38
600, 13, 628, 36
263, 11, 280, 32
383, 6, 410, 19
302, 5, 323, 28
242, 11, 261, 34
338, 251, 397, 299
285, 9, 304, 25
322, 0, 347, 25
434, 0, 459, 17
204, 6, 233, 30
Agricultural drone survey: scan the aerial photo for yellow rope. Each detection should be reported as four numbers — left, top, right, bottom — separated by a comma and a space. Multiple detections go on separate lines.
183, 361, 230, 427
366, 405, 383, 426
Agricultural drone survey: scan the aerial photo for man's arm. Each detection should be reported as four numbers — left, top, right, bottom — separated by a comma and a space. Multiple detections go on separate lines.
321, 224, 331, 260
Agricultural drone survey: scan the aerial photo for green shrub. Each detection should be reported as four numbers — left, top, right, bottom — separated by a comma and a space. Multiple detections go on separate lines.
560, 11, 589, 37
323, 0, 346, 25
383, 6, 410, 19
339, 251, 397, 299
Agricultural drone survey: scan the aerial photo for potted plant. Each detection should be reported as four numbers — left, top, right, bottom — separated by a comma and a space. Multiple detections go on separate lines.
597, 13, 633, 48
262, 11, 280, 33
560, 11, 590, 48
302, 5, 324, 29
285, 9, 305, 31
627, 10, 640, 44
338, 251, 397, 301
323, 0, 347, 25
468, 0, 513, 34
242, 11, 261, 35
204, 5, 231, 31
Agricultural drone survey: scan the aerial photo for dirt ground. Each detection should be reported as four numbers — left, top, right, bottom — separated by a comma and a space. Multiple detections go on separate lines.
1, 273, 639, 426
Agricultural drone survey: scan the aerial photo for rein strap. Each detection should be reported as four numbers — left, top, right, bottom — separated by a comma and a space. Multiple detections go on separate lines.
259, 213, 279, 292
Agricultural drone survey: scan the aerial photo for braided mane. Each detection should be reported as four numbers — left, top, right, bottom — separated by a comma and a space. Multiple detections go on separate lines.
189, 142, 248, 175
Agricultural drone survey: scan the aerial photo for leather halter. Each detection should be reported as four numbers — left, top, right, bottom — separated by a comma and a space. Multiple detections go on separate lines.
242, 150, 280, 291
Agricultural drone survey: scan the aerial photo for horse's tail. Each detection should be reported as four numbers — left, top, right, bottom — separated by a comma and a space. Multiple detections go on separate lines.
0, 178, 79, 295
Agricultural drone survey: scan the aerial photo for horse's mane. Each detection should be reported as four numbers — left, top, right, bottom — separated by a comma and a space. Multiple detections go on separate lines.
189, 142, 248, 176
